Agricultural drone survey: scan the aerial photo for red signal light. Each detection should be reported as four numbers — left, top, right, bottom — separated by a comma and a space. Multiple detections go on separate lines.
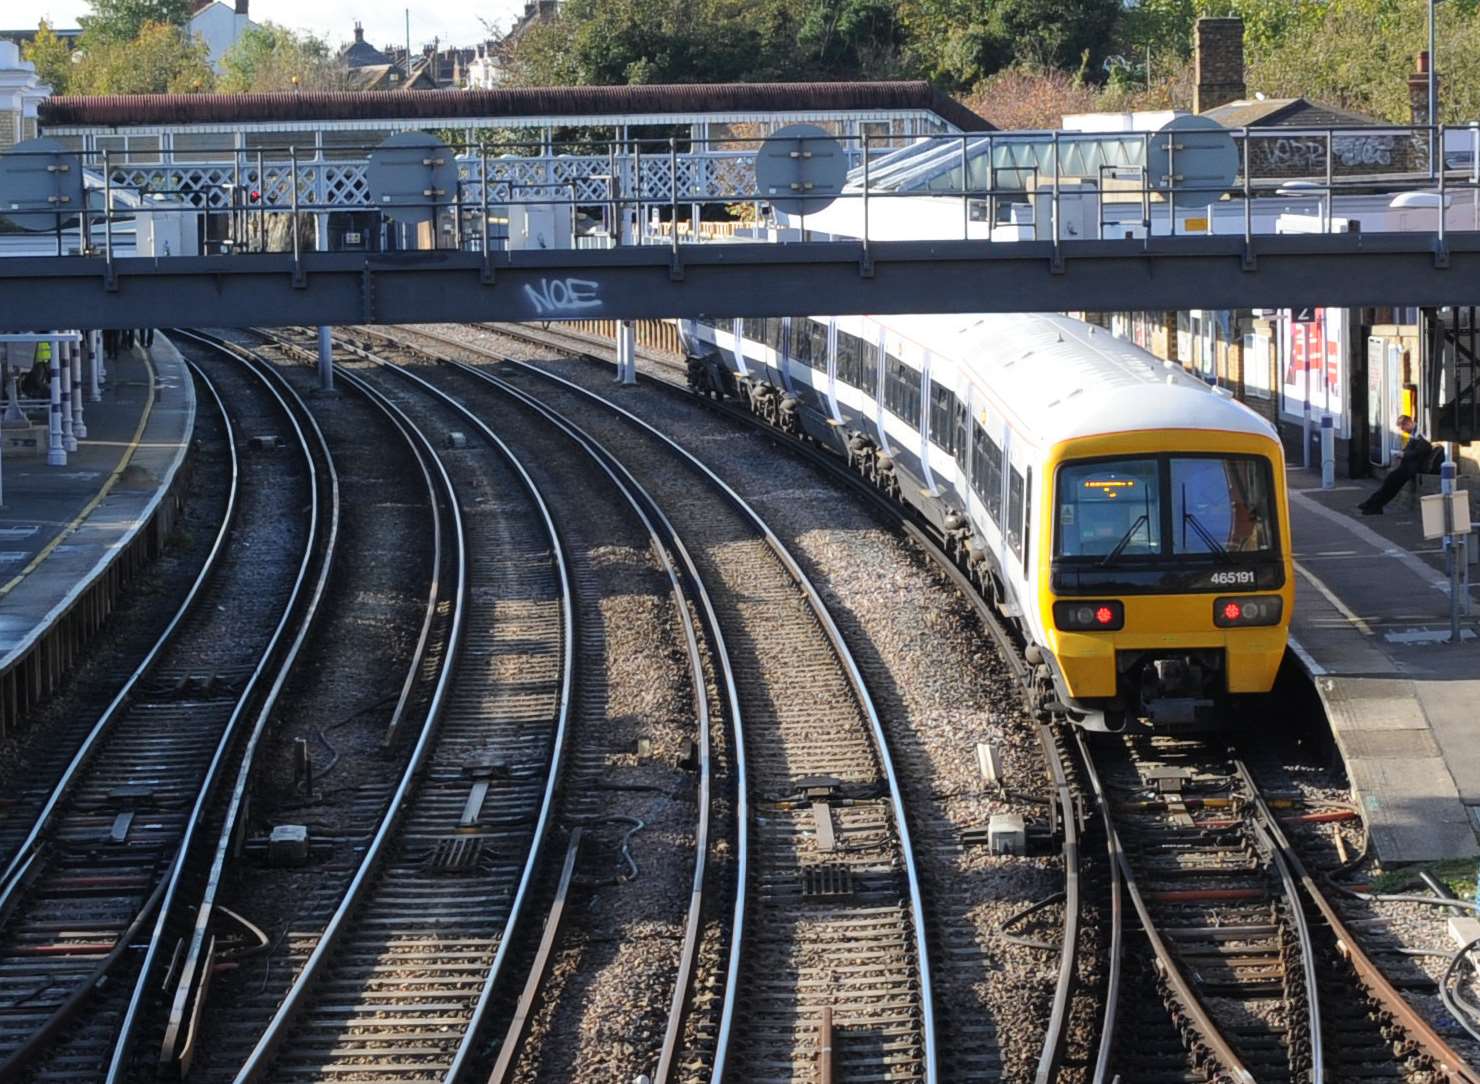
249, 190, 261, 203
1095, 606, 1115, 625
1222, 601, 1242, 621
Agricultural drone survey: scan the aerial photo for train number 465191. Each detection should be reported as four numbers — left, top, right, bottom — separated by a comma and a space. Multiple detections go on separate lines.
1209, 570, 1257, 585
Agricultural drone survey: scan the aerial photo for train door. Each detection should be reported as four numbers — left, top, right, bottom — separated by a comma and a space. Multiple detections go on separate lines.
919, 355, 940, 497
731, 318, 749, 378
778, 317, 797, 397
874, 327, 893, 458
825, 321, 844, 425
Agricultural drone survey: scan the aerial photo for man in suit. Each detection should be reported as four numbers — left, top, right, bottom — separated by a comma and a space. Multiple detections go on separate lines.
1359, 415, 1436, 515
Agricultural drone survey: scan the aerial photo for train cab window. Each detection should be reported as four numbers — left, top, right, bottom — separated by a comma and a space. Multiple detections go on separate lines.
884, 354, 921, 423
971, 421, 1004, 523
1054, 459, 1163, 558
1007, 468, 1026, 557
1169, 457, 1275, 554
929, 384, 960, 455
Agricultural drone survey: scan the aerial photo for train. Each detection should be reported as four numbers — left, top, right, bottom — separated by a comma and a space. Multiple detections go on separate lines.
678, 310, 1293, 732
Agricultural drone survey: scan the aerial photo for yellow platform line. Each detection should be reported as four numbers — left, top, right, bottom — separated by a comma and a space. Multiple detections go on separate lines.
0, 349, 159, 598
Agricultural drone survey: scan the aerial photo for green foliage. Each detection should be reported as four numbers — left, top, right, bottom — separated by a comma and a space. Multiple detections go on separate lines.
79, 0, 194, 46
68, 20, 215, 95
218, 23, 348, 92
21, 20, 74, 94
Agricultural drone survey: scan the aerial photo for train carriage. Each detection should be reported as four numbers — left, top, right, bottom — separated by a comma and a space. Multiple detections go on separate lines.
681, 310, 1293, 732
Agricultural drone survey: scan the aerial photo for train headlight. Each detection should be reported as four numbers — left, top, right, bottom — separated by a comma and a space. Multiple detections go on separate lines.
1213, 595, 1284, 628
1053, 600, 1124, 631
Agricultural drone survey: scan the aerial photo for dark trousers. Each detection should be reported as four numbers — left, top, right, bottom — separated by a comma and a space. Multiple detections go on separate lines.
1361, 461, 1418, 511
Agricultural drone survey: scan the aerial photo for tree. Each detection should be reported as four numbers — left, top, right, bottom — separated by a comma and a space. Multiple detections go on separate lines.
68, 20, 215, 95
79, 0, 194, 46
219, 23, 349, 92
22, 20, 74, 94
900, 0, 1120, 89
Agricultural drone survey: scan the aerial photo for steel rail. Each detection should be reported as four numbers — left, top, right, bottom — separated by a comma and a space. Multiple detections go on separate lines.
459, 319, 1096, 1084
227, 356, 476, 1083
0, 358, 239, 1082
240, 336, 578, 1084
432, 351, 739, 1084
468, 352, 938, 1083
104, 330, 340, 1084
153, 329, 443, 1079
1235, 759, 1480, 1084
0, 340, 325, 1082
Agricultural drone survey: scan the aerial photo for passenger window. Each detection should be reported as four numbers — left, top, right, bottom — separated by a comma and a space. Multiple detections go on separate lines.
1022, 467, 1032, 571
790, 319, 812, 367
971, 419, 1004, 524
860, 339, 879, 395
929, 384, 959, 454
809, 322, 829, 371
742, 317, 764, 344
765, 319, 784, 353
836, 332, 859, 387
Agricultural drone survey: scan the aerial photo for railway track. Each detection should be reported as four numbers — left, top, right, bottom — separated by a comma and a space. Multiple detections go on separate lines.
450, 320, 1480, 1084
226, 329, 574, 1083
341, 325, 937, 1082
0, 336, 334, 1082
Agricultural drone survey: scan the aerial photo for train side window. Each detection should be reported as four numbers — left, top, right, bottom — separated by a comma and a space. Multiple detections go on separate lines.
836, 331, 860, 387
808, 321, 829, 371
971, 419, 1004, 524
885, 354, 921, 423
790, 319, 812, 368
742, 317, 765, 344
929, 383, 959, 454
765, 319, 784, 353
861, 338, 880, 395
1008, 467, 1026, 558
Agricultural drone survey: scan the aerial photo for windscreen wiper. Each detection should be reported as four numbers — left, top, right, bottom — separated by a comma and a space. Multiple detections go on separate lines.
1182, 512, 1232, 562
1100, 513, 1149, 568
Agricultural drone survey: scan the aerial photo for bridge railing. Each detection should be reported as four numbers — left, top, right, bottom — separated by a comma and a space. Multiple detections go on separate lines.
4, 125, 1479, 262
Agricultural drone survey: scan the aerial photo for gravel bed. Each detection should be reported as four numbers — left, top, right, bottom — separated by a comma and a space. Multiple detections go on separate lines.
424, 324, 1065, 1082
0, 372, 224, 872
177, 336, 438, 1082
409, 356, 702, 1084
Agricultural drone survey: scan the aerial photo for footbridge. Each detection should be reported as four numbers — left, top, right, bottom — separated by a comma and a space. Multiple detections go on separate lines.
1, 82, 1478, 329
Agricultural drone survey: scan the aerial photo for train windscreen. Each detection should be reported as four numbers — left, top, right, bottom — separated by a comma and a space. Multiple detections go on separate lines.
1055, 455, 1276, 561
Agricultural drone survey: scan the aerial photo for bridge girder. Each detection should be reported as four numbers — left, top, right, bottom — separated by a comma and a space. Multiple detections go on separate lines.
0, 234, 1475, 331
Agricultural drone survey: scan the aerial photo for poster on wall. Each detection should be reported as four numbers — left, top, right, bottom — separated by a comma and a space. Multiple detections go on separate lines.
1279, 307, 1347, 437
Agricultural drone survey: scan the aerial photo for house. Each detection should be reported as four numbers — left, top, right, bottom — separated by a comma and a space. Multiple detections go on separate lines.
189, 0, 256, 73
0, 40, 50, 155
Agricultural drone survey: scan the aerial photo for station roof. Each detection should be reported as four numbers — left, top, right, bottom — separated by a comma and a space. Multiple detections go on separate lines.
1200, 97, 1383, 129
39, 80, 991, 133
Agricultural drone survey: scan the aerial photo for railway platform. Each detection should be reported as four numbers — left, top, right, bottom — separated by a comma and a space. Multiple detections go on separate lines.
0, 336, 195, 732
1288, 466, 1480, 863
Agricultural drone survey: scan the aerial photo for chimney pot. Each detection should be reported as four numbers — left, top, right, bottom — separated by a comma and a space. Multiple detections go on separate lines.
354, 21, 364, 43
234, 0, 248, 14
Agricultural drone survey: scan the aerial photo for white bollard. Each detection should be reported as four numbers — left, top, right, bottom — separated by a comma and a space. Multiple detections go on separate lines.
46, 340, 65, 467
88, 331, 101, 402
70, 339, 86, 440
616, 320, 637, 386
1320, 414, 1334, 489
1302, 405, 1312, 469
59, 337, 76, 454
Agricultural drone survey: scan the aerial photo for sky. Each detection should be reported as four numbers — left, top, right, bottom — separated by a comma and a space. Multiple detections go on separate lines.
7, 1, 528, 48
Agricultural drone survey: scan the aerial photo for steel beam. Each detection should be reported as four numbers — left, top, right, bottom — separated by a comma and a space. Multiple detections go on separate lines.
1, 234, 1478, 330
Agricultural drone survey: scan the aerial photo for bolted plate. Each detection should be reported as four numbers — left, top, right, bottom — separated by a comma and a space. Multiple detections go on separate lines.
1146, 115, 1238, 210
365, 131, 459, 226
755, 123, 848, 216
0, 137, 86, 232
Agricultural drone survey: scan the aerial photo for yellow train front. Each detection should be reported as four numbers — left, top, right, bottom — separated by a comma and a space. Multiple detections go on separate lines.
1032, 429, 1293, 731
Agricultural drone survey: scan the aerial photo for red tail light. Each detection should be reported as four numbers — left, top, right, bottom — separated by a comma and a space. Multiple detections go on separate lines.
1213, 595, 1283, 627
1054, 600, 1125, 631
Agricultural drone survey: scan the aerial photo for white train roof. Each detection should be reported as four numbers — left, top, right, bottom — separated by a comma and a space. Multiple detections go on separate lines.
884, 311, 1279, 448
